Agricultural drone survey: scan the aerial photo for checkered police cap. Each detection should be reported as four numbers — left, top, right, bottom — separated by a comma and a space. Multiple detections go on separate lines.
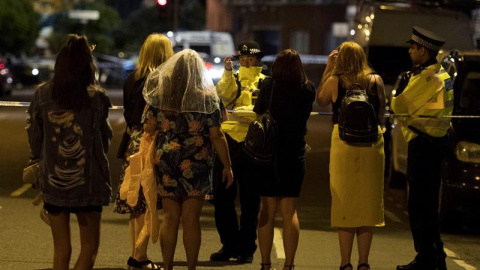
233, 41, 265, 60
407, 26, 445, 52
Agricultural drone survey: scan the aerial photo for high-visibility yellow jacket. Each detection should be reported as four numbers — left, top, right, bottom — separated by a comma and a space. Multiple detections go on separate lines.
216, 66, 266, 142
392, 62, 454, 142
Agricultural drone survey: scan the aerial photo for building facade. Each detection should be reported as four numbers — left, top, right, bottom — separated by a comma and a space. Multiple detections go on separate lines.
206, 0, 349, 55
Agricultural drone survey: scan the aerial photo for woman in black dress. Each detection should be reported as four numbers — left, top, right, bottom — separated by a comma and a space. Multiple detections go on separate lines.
255, 49, 315, 270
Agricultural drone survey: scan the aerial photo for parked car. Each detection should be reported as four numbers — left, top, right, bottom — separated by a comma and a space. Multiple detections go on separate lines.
0, 56, 14, 97
389, 50, 480, 231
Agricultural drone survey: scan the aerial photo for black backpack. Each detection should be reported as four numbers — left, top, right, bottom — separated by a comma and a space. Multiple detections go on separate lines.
243, 81, 277, 166
338, 76, 379, 144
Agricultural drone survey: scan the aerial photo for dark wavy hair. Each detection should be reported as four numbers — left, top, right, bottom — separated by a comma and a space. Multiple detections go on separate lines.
271, 49, 307, 84
51, 34, 96, 111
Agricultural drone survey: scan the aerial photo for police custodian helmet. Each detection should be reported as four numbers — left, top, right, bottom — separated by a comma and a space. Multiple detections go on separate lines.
406, 26, 445, 52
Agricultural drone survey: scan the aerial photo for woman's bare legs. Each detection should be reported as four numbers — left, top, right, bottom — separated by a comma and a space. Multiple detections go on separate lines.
338, 227, 355, 269
279, 197, 299, 269
73, 211, 101, 270
258, 197, 278, 269
181, 197, 204, 270
160, 197, 181, 270
356, 226, 373, 267
48, 211, 72, 270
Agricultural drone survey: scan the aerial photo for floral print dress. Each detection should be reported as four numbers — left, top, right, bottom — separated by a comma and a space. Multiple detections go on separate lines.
143, 105, 221, 198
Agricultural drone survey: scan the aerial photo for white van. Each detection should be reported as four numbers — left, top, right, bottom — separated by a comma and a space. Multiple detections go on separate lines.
351, 2, 475, 88
165, 31, 235, 82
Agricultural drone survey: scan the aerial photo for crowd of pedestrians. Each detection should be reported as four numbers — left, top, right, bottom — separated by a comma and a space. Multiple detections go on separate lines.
26, 25, 452, 270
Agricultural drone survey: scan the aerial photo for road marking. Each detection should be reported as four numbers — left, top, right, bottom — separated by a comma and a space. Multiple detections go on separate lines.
445, 248, 459, 258
273, 227, 285, 259
444, 247, 477, 270
10, 184, 31, 197
384, 210, 402, 223
453, 259, 477, 270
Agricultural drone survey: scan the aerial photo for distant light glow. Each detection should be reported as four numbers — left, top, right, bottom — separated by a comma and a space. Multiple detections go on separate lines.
32, 68, 39, 76
350, 29, 355, 36
157, 0, 167, 6
214, 57, 221, 64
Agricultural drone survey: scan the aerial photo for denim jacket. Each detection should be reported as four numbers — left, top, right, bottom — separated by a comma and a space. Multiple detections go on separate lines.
26, 83, 113, 207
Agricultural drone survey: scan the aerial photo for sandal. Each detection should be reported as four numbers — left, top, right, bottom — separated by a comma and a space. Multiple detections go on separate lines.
357, 263, 370, 270
127, 257, 162, 270
340, 263, 353, 270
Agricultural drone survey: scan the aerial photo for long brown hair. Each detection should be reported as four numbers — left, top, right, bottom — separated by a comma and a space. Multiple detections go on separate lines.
333, 41, 373, 85
134, 33, 174, 81
51, 34, 96, 111
271, 49, 308, 84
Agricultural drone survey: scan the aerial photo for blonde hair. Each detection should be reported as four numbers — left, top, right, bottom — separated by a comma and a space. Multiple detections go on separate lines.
134, 33, 174, 81
333, 41, 373, 84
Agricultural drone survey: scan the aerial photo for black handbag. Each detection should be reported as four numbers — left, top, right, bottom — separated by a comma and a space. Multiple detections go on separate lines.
116, 128, 131, 159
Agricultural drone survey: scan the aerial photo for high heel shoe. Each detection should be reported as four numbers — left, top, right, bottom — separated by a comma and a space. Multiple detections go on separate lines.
260, 263, 276, 270
358, 263, 370, 270
340, 263, 353, 270
283, 264, 295, 270
127, 257, 162, 270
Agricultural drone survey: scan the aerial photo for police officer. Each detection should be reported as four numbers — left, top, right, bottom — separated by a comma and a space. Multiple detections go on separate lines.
393, 26, 453, 270
210, 41, 266, 264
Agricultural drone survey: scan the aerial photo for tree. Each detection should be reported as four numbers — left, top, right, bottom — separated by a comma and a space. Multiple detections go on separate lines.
0, 0, 39, 55
48, 0, 121, 54
179, 0, 205, 30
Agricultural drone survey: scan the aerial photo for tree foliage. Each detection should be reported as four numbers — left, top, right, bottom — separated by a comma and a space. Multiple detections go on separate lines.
48, 0, 121, 54
0, 0, 39, 55
116, 0, 206, 52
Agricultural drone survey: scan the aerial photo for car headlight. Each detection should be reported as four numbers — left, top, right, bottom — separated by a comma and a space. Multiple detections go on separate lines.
207, 67, 223, 80
455, 141, 480, 163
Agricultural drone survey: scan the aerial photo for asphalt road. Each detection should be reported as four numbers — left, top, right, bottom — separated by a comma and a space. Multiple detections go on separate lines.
0, 88, 478, 270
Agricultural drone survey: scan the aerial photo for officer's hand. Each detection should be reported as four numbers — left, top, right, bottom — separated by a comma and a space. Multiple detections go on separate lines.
224, 57, 233, 71
395, 72, 411, 96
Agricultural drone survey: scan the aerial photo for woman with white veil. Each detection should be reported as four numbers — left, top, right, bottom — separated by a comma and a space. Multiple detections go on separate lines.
142, 49, 233, 270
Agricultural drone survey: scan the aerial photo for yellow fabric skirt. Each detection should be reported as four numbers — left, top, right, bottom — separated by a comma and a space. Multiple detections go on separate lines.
330, 124, 385, 227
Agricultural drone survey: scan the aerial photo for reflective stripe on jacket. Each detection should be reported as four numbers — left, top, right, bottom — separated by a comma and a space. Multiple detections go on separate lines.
216, 66, 266, 142
391, 63, 453, 142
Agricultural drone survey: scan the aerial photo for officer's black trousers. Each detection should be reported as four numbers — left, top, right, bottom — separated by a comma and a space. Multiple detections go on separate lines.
406, 135, 448, 261
212, 134, 260, 256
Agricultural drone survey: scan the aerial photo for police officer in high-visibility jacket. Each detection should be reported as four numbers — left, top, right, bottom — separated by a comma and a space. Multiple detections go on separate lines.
393, 26, 453, 270
210, 41, 266, 264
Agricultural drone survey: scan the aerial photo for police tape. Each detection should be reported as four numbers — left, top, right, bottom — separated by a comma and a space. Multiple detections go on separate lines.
2, 101, 479, 119
0, 101, 124, 110
228, 110, 480, 119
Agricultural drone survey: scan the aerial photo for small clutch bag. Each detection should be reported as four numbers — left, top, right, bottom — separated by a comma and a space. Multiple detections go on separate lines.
23, 163, 39, 184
